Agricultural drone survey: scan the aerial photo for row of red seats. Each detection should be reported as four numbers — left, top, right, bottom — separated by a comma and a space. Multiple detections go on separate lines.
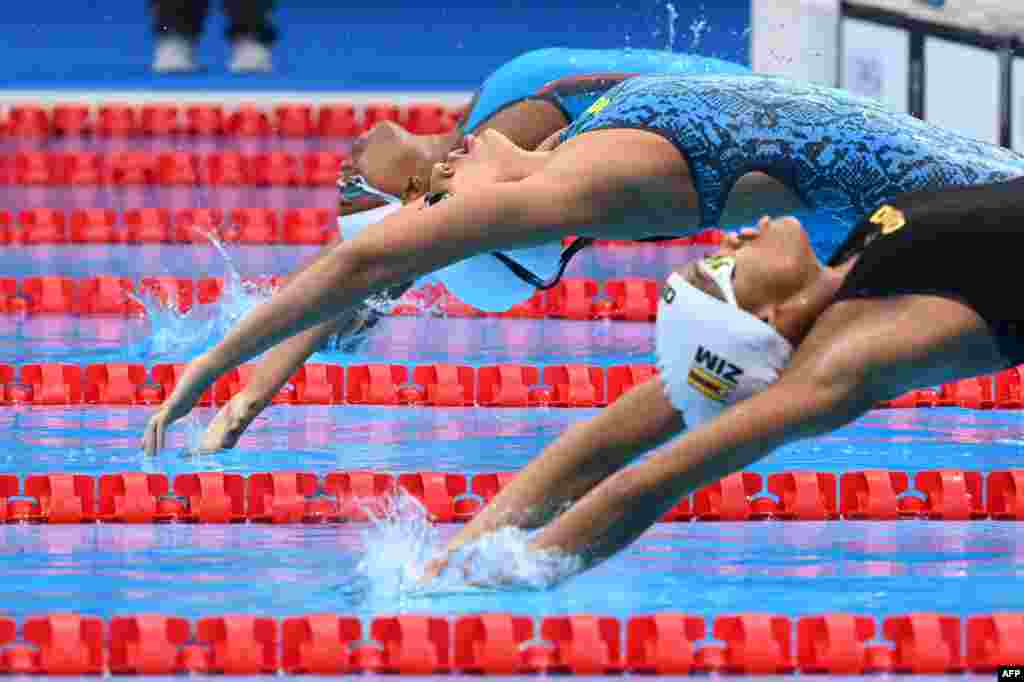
0, 611, 1016, 674
0, 208, 336, 245
0, 469, 1020, 524
5, 360, 1024, 413
3, 151, 347, 186
0, 103, 461, 137
0, 362, 654, 407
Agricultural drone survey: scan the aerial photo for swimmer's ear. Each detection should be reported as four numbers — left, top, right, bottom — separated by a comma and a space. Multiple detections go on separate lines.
401, 176, 427, 204
535, 127, 568, 152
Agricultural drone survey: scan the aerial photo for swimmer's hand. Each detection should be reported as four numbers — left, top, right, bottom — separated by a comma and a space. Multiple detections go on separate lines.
200, 392, 265, 453
143, 356, 214, 456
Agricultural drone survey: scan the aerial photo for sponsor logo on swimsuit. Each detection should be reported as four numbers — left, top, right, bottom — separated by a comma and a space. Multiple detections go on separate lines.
870, 204, 906, 235
585, 96, 611, 117
687, 346, 744, 403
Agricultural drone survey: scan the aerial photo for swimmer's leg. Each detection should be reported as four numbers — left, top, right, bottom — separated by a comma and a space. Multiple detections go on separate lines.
423, 376, 684, 580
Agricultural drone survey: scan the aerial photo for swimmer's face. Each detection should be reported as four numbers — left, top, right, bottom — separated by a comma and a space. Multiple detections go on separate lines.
348, 121, 435, 201
427, 129, 549, 196
688, 217, 819, 322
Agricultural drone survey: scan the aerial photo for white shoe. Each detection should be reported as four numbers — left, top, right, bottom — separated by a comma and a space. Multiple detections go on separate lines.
153, 35, 198, 73
229, 38, 273, 73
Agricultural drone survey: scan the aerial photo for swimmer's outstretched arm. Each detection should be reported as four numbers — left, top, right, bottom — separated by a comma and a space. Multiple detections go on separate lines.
524, 319, 877, 575
422, 377, 684, 579
520, 297, 1004, 579
144, 130, 696, 455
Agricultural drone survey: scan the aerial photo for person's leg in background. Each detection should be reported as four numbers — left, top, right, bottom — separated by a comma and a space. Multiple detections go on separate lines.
223, 0, 277, 73
150, 0, 208, 73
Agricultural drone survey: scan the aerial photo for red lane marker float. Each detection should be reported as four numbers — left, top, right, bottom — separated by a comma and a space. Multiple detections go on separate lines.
0, 612, 1019, 674
0, 469, 1022, 524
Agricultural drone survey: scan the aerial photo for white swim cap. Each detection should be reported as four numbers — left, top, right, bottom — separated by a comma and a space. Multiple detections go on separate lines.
656, 261, 793, 428
338, 204, 563, 313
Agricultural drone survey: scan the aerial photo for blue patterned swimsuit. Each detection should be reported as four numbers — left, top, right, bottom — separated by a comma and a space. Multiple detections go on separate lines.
561, 74, 1024, 230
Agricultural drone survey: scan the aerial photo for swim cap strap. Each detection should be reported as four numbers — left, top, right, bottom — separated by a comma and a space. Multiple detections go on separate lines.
492, 237, 594, 291
491, 234, 679, 291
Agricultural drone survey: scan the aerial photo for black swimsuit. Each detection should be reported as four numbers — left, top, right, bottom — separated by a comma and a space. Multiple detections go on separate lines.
829, 177, 1024, 366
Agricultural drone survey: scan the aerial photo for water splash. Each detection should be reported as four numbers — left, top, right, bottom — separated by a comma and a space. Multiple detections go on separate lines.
354, 490, 581, 607
131, 226, 278, 360
689, 15, 709, 51
665, 2, 678, 51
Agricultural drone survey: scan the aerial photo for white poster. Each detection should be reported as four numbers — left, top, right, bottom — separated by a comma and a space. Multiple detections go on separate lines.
1015, 56, 1024, 153
924, 37, 1000, 144
840, 18, 910, 114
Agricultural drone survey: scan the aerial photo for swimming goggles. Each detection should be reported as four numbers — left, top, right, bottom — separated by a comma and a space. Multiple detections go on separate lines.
696, 255, 738, 306
337, 173, 403, 205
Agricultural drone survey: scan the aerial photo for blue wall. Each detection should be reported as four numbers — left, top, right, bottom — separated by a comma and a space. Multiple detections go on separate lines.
2, 0, 750, 91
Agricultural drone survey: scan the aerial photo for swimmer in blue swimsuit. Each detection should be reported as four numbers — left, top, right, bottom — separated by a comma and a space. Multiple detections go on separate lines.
342, 48, 746, 210
145, 73, 1024, 457
193, 50, 745, 452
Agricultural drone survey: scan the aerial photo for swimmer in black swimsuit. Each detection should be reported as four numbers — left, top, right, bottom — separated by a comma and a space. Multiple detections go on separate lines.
414, 176, 1024, 586
436, 176, 1024, 583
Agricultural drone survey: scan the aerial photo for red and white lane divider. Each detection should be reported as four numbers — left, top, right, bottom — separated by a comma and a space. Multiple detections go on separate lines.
0, 611, 1017, 674
0, 207, 724, 247
0, 469, 1021, 523
2, 102, 461, 138
2, 361, 1024, 411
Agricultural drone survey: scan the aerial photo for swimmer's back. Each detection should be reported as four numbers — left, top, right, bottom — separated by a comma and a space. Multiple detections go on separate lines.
831, 176, 1024, 365
562, 74, 1024, 229
462, 48, 747, 132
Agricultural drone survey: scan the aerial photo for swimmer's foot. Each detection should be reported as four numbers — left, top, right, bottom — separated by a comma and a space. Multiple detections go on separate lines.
200, 393, 265, 453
